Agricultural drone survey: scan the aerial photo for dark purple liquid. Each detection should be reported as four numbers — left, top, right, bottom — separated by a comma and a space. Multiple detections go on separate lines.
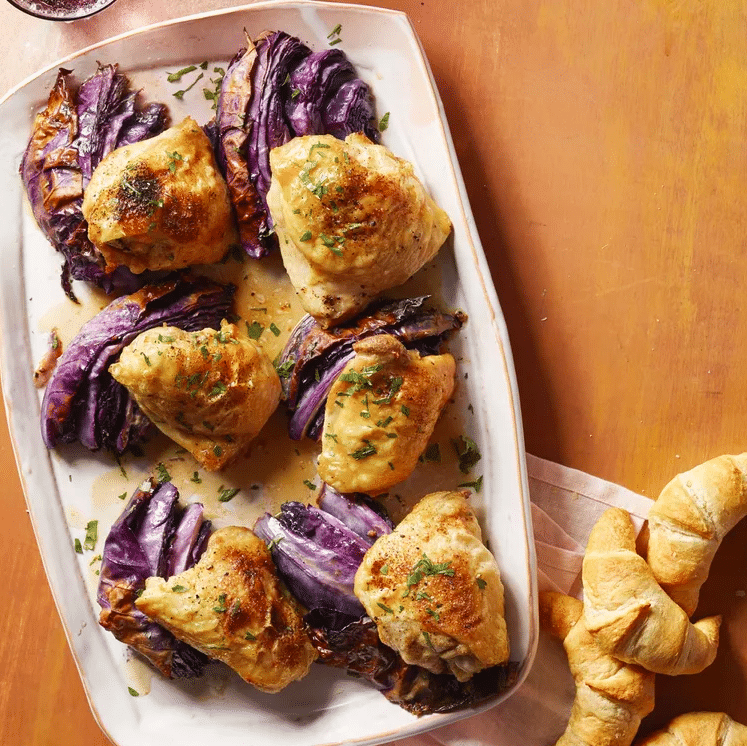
8, 0, 116, 19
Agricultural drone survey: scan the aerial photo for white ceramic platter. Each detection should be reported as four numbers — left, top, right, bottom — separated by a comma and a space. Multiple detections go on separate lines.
0, 2, 537, 745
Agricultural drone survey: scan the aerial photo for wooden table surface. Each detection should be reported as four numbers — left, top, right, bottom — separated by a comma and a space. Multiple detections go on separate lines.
2, 0, 747, 743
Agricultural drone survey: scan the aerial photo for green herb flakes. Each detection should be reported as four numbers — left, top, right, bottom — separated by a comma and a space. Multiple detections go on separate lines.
380, 564, 389, 576
213, 445, 224, 458
453, 435, 482, 474
422, 631, 435, 650
458, 475, 484, 492
190, 471, 202, 484
117, 491, 128, 500
350, 441, 377, 460
378, 112, 390, 131
245, 320, 264, 339
213, 594, 228, 613
209, 382, 227, 398
299, 230, 313, 242
171, 584, 188, 593
269, 322, 281, 337
476, 577, 487, 590
74, 538, 83, 554
128, 686, 140, 697
155, 462, 171, 484
377, 602, 394, 615
218, 485, 239, 502
303, 479, 316, 490
275, 359, 295, 379
403, 553, 454, 597
400, 404, 410, 417
173, 72, 204, 100
423, 442, 441, 463
166, 65, 197, 82
84, 520, 98, 552
244, 631, 257, 641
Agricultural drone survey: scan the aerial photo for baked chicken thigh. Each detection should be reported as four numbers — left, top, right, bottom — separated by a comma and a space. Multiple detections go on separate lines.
317, 334, 455, 494
82, 117, 236, 273
266, 133, 451, 326
354, 491, 509, 682
136, 526, 317, 692
109, 320, 280, 470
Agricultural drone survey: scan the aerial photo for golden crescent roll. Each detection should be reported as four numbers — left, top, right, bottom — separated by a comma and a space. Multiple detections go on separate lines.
634, 712, 747, 746
582, 508, 721, 676
645, 453, 747, 616
540, 591, 655, 746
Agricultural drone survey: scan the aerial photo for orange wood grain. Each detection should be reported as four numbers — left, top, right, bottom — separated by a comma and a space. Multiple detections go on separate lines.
2, 0, 747, 742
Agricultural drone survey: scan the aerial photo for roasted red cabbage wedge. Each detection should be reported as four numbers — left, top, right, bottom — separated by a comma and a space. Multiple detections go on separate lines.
305, 609, 520, 716
277, 296, 466, 440
253, 493, 392, 618
97, 477, 211, 679
41, 277, 235, 454
20, 65, 168, 300
215, 32, 379, 258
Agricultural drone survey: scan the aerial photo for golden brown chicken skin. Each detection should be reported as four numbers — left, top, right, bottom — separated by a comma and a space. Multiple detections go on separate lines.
266, 133, 452, 326
82, 117, 236, 274
354, 491, 509, 682
317, 334, 455, 494
136, 526, 317, 693
109, 321, 280, 470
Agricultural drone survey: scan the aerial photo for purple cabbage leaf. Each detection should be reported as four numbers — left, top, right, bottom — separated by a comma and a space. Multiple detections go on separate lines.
41, 276, 235, 454
97, 477, 212, 679
277, 296, 466, 439
215, 31, 379, 259
20, 65, 168, 301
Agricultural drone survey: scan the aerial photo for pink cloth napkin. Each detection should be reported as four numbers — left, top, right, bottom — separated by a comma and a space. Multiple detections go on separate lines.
390, 454, 653, 746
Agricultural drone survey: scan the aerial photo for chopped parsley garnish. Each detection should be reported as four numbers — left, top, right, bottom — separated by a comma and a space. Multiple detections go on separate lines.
74, 538, 83, 554
275, 359, 295, 378
173, 72, 204, 99
117, 491, 128, 500
350, 441, 377, 460
422, 442, 441, 463
84, 520, 98, 552
303, 479, 316, 490
372, 375, 403, 405
209, 382, 227, 398
213, 445, 223, 457
403, 553, 454, 597
458, 475, 484, 492
218, 486, 240, 502
476, 577, 487, 590
157, 334, 174, 343
166, 150, 183, 173
269, 322, 281, 337
426, 608, 440, 621
376, 416, 394, 428
244, 631, 257, 641
245, 320, 264, 339
140, 352, 151, 366
400, 404, 410, 417
166, 65, 197, 82
230, 599, 242, 616
128, 687, 140, 697
213, 594, 228, 613
155, 462, 171, 484
380, 564, 389, 576
422, 631, 435, 650
377, 602, 394, 614
338, 364, 382, 394
190, 471, 202, 484
327, 23, 342, 39
299, 230, 312, 242
171, 585, 188, 593
378, 112, 390, 131
453, 435, 482, 474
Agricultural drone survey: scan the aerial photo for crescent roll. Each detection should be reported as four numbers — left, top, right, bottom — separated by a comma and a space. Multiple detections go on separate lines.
582, 507, 721, 676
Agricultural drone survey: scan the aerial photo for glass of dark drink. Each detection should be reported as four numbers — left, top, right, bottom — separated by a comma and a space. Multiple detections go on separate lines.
5, 0, 118, 20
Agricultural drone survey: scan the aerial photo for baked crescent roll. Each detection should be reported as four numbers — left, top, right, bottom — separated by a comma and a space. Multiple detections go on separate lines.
646, 453, 747, 616
634, 712, 747, 745
540, 591, 655, 746
582, 507, 721, 675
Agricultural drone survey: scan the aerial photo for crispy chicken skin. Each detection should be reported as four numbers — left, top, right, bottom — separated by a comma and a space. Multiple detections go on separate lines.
109, 321, 280, 470
136, 526, 317, 692
266, 133, 452, 327
82, 117, 236, 273
354, 491, 509, 682
317, 334, 455, 494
